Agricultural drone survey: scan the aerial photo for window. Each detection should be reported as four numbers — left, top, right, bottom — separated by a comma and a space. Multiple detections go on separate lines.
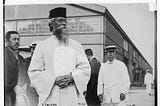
133, 50, 136, 58
17, 20, 36, 35
36, 19, 50, 34
123, 40, 128, 51
5, 16, 103, 36
67, 16, 103, 34
5, 21, 17, 33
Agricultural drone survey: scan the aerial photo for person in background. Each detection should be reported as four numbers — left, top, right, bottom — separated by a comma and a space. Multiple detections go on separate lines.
4, 31, 32, 106
84, 49, 101, 106
5, 31, 38, 106
97, 45, 130, 106
28, 7, 90, 106
144, 69, 154, 96
5, 31, 20, 106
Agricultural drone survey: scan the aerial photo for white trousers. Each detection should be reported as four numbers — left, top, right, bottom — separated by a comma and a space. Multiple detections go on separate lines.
146, 83, 152, 94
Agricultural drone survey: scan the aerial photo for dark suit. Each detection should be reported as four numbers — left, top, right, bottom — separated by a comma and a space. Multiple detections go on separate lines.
5, 46, 39, 106
5, 46, 32, 106
25, 57, 31, 70
5, 46, 19, 106
85, 57, 101, 106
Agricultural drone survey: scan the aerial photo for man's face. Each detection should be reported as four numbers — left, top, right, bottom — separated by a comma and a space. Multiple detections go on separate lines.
7, 34, 20, 50
106, 51, 116, 62
86, 55, 91, 61
50, 17, 68, 41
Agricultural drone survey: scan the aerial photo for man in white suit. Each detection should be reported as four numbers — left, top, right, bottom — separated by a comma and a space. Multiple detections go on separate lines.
28, 7, 90, 106
144, 69, 153, 95
97, 45, 130, 106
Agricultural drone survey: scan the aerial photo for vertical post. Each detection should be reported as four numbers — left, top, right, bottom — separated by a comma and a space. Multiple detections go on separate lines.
154, 10, 157, 106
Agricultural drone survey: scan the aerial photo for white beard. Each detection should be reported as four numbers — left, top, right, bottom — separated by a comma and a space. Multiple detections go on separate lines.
55, 27, 68, 45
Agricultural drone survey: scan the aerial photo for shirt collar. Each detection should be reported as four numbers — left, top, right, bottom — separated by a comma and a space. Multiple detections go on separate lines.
107, 59, 116, 64
89, 56, 95, 62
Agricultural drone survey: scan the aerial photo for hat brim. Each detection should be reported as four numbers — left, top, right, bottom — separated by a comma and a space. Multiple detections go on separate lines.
105, 49, 117, 52
29, 46, 36, 48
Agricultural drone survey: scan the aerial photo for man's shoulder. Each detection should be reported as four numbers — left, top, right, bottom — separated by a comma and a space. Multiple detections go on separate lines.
35, 37, 52, 46
68, 38, 83, 51
41, 37, 53, 43
100, 62, 106, 67
115, 59, 124, 64
69, 38, 81, 46
91, 57, 100, 64
5, 46, 14, 57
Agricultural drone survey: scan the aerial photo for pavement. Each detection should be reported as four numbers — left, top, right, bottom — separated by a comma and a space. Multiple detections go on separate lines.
127, 87, 155, 106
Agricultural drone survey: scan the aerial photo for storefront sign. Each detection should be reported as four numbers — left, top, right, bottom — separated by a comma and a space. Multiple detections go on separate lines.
5, 16, 103, 35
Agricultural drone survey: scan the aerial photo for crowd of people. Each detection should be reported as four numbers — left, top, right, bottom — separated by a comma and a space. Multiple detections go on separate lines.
5, 7, 153, 106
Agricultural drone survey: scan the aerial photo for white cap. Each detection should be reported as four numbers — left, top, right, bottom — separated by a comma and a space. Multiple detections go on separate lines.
105, 45, 117, 51
146, 69, 150, 72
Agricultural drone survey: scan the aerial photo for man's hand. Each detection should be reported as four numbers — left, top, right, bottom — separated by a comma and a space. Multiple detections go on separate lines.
120, 93, 126, 101
54, 74, 74, 89
98, 94, 103, 102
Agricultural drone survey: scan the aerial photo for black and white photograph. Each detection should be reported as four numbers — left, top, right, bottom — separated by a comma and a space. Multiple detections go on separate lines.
2, 1, 158, 106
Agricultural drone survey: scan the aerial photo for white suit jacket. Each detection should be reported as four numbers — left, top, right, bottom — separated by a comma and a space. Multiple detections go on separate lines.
97, 59, 130, 103
28, 36, 90, 105
144, 73, 153, 84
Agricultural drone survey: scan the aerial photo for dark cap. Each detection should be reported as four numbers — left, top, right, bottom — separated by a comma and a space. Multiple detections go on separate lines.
146, 69, 150, 72
49, 7, 66, 19
29, 43, 37, 48
105, 45, 117, 52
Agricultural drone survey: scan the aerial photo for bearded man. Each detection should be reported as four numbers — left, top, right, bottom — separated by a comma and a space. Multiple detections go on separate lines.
28, 7, 91, 106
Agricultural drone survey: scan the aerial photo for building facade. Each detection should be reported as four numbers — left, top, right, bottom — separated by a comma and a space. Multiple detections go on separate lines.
4, 4, 152, 86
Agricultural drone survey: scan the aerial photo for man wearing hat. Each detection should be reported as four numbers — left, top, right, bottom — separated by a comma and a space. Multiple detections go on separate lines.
144, 69, 154, 95
97, 45, 130, 106
28, 7, 90, 106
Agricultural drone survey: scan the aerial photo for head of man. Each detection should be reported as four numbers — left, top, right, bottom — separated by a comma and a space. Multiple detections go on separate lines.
48, 7, 68, 43
85, 49, 93, 61
146, 69, 150, 73
105, 45, 117, 62
5, 31, 20, 50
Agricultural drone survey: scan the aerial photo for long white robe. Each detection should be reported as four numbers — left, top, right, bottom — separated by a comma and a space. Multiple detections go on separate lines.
28, 36, 90, 106
97, 59, 130, 104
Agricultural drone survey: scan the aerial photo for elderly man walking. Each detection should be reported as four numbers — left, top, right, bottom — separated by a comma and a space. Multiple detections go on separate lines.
28, 7, 90, 106
97, 45, 130, 106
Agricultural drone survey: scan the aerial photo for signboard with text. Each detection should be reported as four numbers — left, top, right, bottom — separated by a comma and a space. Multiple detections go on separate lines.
5, 16, 103, 35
